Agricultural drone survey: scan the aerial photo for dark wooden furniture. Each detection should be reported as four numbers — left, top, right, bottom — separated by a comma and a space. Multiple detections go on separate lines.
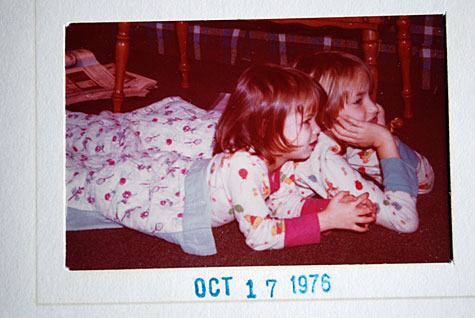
270, 16, 413, 118
112, 22, 131, 113
113, 17, 413, 117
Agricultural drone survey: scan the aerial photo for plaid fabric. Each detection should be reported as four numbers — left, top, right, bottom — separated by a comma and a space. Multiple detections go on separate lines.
413, 15, 447, 90
135, 15, 446, 91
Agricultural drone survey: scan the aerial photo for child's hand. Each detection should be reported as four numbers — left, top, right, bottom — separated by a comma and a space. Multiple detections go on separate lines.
331, 116, 390, 149
338, 192, 377, 219
332, 115, 401, 159
376, 103, 386, 126
318, 191, 376, 233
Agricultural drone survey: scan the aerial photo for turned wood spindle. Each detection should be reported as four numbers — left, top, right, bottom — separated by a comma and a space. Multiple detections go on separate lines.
112, 22, 131, 113
361, 29, 380, 102
396, 16, 413, 118
176, 21, 190, 89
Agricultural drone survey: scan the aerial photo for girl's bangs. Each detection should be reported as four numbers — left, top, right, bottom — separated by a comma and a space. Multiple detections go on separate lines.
293, 85, 320, 118
353, 69, 372, 93
341, 69, 372, 103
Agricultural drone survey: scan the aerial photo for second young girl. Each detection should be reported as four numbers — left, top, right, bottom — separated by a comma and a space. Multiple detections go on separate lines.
293, 51, 434, 233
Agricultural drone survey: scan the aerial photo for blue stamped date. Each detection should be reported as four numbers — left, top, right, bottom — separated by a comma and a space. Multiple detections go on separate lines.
193, 273, 331, 299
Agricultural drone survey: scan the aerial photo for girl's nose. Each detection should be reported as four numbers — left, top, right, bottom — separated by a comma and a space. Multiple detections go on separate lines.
366, 99, 378, 114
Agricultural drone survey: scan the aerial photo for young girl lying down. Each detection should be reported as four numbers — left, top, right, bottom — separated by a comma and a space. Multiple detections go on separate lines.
66, 64, 375, 255
293, 51, 434, 233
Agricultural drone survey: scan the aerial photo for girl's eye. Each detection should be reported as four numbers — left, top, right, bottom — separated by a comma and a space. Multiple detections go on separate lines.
353, 98, 362, 105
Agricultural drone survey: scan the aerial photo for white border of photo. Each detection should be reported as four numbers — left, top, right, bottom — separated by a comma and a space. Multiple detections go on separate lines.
3, 0, 472, 316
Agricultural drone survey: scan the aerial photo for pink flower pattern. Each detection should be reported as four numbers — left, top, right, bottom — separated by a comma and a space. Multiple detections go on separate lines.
65, 97, 222, 236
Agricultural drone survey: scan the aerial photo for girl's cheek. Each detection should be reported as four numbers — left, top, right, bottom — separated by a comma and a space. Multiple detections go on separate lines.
339, 104, 352, 117
340, 106, 363, 122
337, 109, 347, 121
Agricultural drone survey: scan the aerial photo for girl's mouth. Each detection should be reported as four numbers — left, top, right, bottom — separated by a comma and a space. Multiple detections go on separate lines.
368, 116, 378, 124
309, 139, 318, 148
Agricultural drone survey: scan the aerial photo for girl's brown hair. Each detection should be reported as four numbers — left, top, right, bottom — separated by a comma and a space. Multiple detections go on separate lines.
293, 51, 374, 153
213, 63, 327, 165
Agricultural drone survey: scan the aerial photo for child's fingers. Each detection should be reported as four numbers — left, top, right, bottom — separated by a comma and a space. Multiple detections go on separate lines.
336, 117, 353, 129
357, 208, 375, 218
332, 120, 368, 145
331, 125, 359, 143
357, 198, 376, 211
351, 223, 369, 232
339, 193, 357, 203
331, 127, 348, 141
361, 198, 372, 206
356, 215, 376, 224
333, 191, 349, 201
339, 115, 364, 128
332, 122, 355, 137
353, 192, 369, 206
353, 204, 376, 219
342, 116, 384, 133
336, 118, 363, 133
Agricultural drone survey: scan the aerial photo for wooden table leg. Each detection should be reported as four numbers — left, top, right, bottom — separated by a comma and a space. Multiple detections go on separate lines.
396, 16, 413, 118
112, 22, 131, 113
176, 21, 190, 89
361, 28, 380, 102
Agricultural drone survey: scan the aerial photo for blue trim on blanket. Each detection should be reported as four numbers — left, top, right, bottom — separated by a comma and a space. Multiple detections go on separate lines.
66, 158, 216, 256
181, 158, 217, 256
66, 207, 123, 231
66, 206, 186, 247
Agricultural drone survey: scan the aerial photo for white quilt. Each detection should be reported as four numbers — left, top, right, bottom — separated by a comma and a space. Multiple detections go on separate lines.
66, 97, 222, 238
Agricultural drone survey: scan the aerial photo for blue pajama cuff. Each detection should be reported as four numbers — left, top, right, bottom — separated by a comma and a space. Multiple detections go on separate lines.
396, 137, 419, 170
380, 157, 418, 198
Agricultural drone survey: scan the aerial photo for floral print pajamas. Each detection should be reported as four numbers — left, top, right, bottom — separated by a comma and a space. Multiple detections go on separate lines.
207, 151, 329, 250
295, 132, 434, 233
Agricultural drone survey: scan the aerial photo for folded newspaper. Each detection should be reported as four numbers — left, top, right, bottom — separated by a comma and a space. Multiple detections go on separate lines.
65, 49, 158, 105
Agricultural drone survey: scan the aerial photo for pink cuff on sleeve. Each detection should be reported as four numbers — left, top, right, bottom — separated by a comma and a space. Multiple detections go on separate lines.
284, 213, 321, 247
301, 198, 330, 215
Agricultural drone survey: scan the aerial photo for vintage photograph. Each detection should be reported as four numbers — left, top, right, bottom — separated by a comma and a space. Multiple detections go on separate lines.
64, 15, 451, 270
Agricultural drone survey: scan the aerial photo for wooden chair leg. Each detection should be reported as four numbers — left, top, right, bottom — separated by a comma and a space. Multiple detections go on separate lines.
112, 22, 131, 113
396, 16, 413, 118
176, 21, 190, 89
361, 29, 380, 102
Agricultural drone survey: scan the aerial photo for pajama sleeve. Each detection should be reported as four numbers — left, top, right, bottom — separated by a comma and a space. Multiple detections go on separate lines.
346, 137, 434, 194
267, 162, 330, 218
297, 140, 419, 233
224, 157, 322, 250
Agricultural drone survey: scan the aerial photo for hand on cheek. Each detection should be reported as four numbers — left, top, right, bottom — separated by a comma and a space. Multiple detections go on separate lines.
332, 116, 374, 148
376, 103, 386, 125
